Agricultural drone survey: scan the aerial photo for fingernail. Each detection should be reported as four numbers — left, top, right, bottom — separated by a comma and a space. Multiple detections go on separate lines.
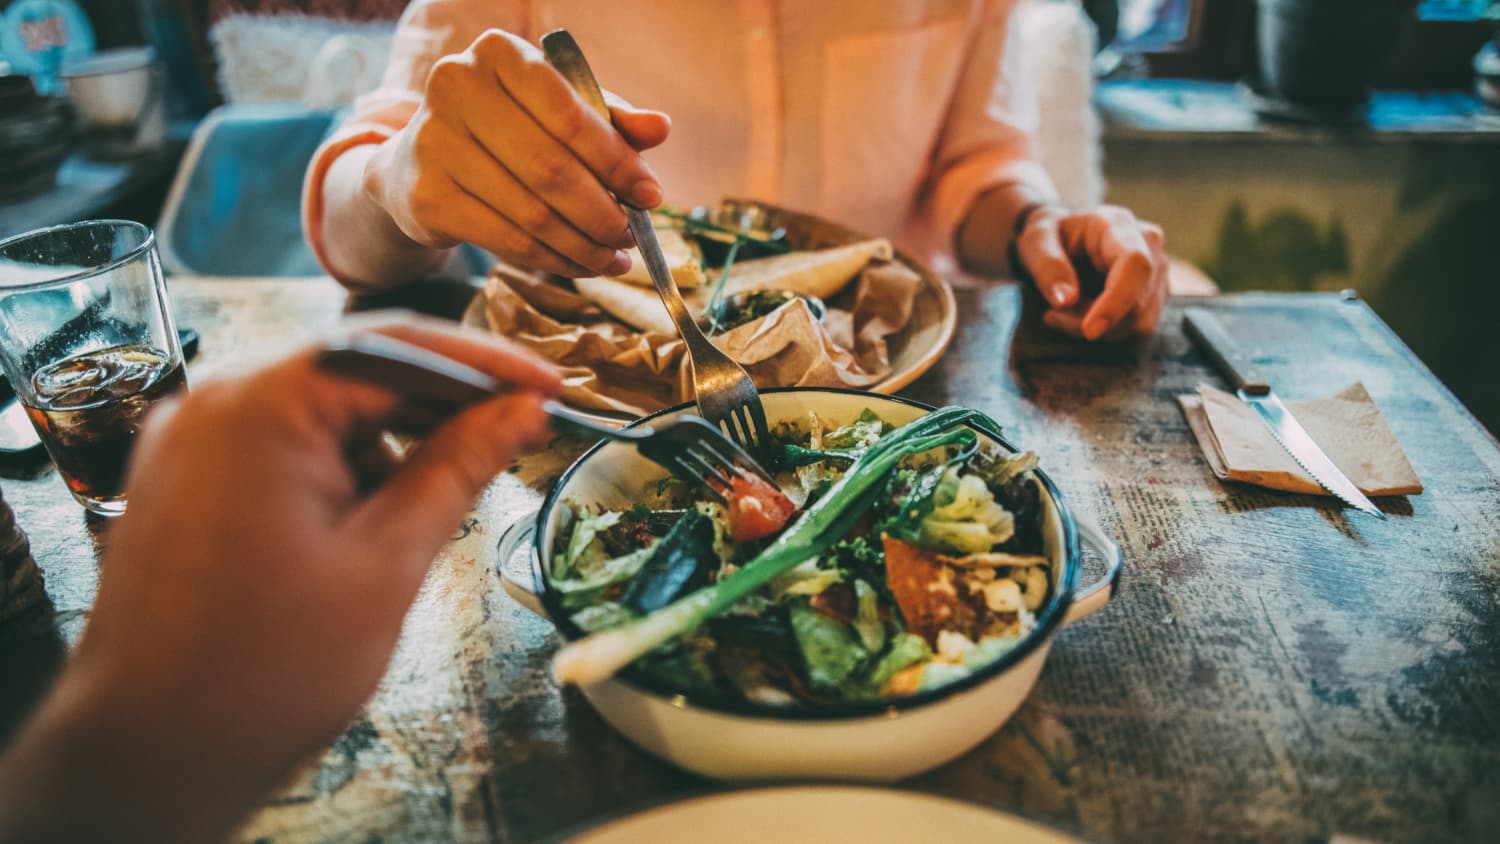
605, 251, 632, 276
1048, 283, 1070, 306
629, 179, 662, 208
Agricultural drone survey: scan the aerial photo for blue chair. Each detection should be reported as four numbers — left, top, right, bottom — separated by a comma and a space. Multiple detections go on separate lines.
157, 103, 493, 279
156, 103, 337, 277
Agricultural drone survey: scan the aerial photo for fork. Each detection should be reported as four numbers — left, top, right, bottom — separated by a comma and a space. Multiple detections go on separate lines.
540, 29, 774, 464
314, 331, 775, 501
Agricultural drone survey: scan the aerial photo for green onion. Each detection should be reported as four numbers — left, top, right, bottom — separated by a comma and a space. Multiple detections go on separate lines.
703, 237, 744, 335
652, 207, 794, 253
552, 407, 1000, 686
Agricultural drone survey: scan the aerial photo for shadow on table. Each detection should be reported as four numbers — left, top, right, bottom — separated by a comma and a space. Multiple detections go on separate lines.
345, 280, 482, 322
482, 685, 701, 841
1006, 289, 1159, 416
0, 594, 66, 749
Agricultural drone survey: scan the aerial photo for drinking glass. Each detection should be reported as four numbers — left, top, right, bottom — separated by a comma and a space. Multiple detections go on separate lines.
0, 220, 187, 515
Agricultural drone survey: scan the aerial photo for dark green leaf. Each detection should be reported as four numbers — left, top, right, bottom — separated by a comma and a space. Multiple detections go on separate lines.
621, 510, 716, 613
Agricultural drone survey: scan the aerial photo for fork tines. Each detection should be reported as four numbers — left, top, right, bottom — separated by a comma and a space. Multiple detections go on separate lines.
676, 447, 732, 503
672, 444, 775, 506
715, 403, 774, 468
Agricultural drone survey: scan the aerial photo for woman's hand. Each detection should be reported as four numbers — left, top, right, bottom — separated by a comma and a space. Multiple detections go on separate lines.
363, 29, 671, 278
0, 319, 560, 843
1015, 204, 1169, 341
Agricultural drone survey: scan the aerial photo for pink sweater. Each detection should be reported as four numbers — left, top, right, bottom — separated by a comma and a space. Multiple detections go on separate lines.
303, 0, 1059, 273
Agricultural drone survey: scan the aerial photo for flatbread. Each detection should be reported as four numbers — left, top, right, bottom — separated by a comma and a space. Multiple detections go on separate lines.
573, 276, 710, 337
721, 238, 893, 299
573, 276, 675, 336
615, 228, 705, 289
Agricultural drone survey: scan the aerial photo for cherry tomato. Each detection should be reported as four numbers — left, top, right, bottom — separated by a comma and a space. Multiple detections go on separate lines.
727, 473, 796, 543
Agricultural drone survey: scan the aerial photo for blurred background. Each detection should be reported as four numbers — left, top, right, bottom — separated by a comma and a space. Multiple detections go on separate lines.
0, 0, 1496, 432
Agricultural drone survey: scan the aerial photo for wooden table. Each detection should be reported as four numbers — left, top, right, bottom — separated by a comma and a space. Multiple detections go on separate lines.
2, 277, 1497, 842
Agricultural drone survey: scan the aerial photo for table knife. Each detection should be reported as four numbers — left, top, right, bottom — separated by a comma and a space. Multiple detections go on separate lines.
1183, 307, 1385, 519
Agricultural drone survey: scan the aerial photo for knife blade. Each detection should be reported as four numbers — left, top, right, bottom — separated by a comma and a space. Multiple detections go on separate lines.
1183, 307, 1385, 519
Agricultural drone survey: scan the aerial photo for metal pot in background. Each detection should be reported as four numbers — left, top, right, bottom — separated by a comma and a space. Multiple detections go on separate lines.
1256, 0, 1420, 108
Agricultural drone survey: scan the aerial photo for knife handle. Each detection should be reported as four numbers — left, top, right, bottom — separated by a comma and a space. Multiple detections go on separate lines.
1183, 307, 1271, 396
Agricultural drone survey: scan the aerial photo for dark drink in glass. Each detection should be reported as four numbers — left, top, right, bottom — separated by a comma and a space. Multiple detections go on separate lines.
0, 220, 186, 515
22, 344, 186, 507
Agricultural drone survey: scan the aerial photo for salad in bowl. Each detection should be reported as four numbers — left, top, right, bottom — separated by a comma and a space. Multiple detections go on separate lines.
547, 406, 1055, 706
500, 390, 1120, 781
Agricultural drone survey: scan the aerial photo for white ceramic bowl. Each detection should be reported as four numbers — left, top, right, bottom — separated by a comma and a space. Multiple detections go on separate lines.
61, 47, 154, 129
499, 389, 1121, 782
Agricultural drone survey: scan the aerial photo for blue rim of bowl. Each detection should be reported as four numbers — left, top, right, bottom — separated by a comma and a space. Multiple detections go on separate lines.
530, 387, 1083, 722
0, 220, 155, 293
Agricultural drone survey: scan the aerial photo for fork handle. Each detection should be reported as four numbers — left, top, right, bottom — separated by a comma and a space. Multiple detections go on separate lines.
626, 209, 721, 359
316, 332, 651, 440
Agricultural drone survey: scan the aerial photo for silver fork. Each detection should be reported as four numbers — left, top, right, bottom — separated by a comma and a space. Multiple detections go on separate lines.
314, 331, 775, 502
540, 29, 774, 464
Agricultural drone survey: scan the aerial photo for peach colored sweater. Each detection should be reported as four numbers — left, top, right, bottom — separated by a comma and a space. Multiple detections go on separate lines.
302, 0, 1058, 276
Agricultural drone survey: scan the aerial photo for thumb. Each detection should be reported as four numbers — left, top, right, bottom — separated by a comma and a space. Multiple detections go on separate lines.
350, 392, 552, 580
605, 92, 671, 151
1017, 216, 1080, 308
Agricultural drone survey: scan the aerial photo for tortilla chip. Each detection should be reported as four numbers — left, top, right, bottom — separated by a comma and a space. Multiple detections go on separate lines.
722, 238, 893, 299
883, 536, 975, 647
615, 228, 705, 289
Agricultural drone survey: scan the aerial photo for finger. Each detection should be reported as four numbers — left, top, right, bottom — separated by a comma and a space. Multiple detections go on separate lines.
476, 31, 662, 208
1042, 307, 1086, 338
1016, 215, 1079, 307
1133, 251, 1169, 334
347, 426, 403, 495
1140, 221, 1165, 253
245, 355, 408, 441
433, 120, 631, 274
605, 93, 671, 152
349, 391, 553, 583
242, 315, 563, 443
437, 183, 603, 278
454, 90, 635, 253
1046, 304, 1147, 343
360, 317, 564, 395
1082, 249, 1153, 340
1060, 213, 1154, 340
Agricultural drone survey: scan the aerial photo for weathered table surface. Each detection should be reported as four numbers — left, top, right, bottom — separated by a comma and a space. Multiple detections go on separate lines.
2, 277, 1497, 843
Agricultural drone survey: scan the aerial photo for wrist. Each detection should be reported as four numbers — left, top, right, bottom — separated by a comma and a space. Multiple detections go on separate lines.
0, 659, 265, 843
955, 184, 1062, 277
321, 142, 452, 288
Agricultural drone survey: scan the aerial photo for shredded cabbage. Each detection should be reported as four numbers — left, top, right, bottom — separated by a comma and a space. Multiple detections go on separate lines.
555, 509, 621, 579
918, 468, 1015, 554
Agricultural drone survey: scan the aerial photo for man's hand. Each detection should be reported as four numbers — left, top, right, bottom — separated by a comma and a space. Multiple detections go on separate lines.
1015, 204, 1169, 341
0, 319, 560, 843
363, 29, 671, 278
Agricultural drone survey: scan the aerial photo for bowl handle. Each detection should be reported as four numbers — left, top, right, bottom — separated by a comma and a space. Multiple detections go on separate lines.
496, 509, 548, 619
1063, 515, 1122, 626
